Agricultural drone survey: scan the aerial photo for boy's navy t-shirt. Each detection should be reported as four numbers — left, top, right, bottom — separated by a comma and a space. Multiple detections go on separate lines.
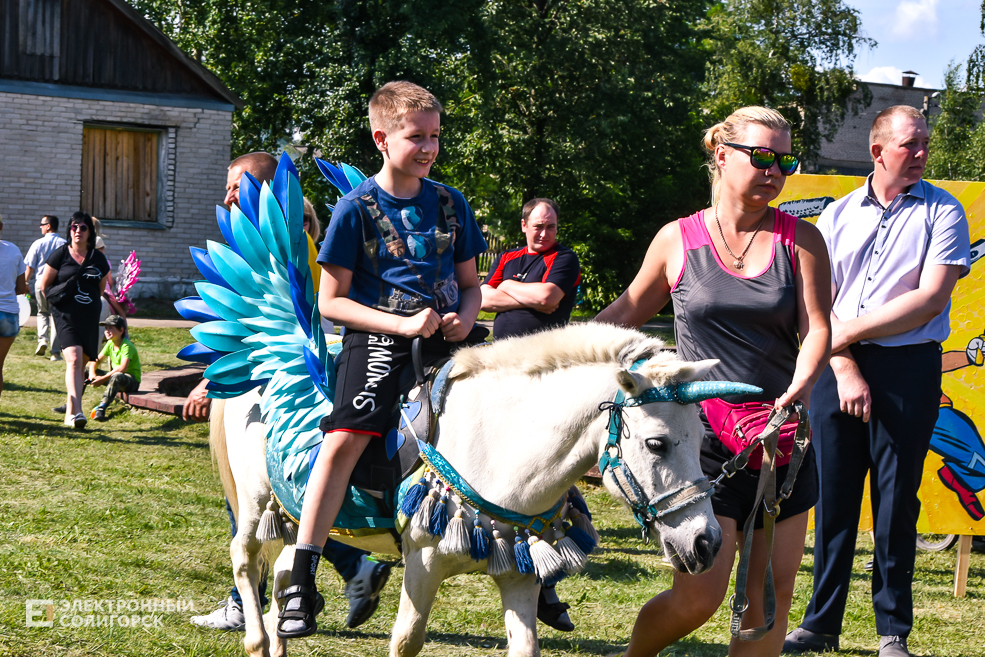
318, 177, 487, 315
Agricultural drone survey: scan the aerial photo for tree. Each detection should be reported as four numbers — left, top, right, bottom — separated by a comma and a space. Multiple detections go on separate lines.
702, 0, 875, 165
444, 0, 712, 308
926, 3, 985, 182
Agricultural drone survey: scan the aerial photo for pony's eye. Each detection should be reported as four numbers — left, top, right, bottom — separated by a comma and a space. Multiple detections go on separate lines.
644, 437, 667, 455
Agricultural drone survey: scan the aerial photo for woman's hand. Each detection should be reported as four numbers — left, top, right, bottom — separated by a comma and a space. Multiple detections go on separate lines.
776, 377, 812, 412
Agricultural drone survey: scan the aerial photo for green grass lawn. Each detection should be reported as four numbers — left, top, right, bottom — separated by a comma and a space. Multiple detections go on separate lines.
0, 328, 982, 656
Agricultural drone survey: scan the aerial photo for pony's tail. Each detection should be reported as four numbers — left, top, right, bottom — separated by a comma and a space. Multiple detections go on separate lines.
209, 398, 238, 525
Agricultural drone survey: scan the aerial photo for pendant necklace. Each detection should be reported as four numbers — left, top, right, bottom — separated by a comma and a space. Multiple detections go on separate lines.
715, 205, 769, 271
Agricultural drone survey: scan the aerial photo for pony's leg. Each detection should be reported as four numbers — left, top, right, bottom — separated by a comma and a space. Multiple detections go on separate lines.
494, 575, 540, 657
232, 528, 270, 657
390, 546, 445, 657
265, 544, 295, 657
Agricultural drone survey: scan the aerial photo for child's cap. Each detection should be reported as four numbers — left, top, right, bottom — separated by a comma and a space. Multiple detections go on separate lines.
100, 315, 126, 329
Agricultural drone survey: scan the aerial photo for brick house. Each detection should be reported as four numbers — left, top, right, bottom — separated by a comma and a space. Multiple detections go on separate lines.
0, 0, 242, 298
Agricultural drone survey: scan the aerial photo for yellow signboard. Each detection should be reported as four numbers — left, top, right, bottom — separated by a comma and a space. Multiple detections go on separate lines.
775, 175, 985, 536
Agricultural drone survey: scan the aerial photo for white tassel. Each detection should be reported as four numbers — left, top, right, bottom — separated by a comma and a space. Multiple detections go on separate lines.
438, 507, 471, 557
487, 523, 515, 576
528, 534, 566, 581
411, 488, 439, 542
279, 509, 298, 546
570, 508, 600, 544
555, 531, 588, 573
256, 493, 282, 543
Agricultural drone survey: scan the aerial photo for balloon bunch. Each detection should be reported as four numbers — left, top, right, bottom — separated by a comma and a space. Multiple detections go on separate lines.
115, 251, 141, 315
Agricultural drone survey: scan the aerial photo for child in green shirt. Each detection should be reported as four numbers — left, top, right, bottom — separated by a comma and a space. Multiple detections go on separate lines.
87, 315, 141, 421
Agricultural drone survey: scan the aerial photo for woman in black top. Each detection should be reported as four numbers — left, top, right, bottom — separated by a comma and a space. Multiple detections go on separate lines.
39, 212, 110, 429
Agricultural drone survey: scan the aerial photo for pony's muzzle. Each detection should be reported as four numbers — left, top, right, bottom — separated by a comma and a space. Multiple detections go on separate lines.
664, 523, 722, 575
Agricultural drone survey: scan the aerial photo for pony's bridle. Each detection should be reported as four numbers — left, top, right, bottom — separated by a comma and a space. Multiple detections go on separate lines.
597, 375, 762, 542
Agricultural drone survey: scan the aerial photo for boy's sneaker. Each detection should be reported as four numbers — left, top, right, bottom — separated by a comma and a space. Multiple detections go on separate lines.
35, 342, 46, 357
345, 556, 391, 628
50, 353, 62, 361
92, 406, 107, 422
53, 404, 66, 414
190, 597, 245, 631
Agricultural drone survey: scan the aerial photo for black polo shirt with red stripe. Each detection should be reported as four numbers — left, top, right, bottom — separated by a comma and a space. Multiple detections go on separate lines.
483, 243, 581, 339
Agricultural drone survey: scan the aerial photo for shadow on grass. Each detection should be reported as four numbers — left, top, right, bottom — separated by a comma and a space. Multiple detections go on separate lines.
0, 415, 207, 448
325, 627, 629, 656
3, 381, 65, 394
580, 555, 654, 581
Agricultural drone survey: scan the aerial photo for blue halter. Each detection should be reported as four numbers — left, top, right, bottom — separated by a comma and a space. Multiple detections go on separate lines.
597, 361, 762, 538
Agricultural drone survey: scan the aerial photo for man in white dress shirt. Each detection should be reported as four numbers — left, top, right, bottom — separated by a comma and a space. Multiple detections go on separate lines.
24, 215, 66, 359
784, 106, 970, 657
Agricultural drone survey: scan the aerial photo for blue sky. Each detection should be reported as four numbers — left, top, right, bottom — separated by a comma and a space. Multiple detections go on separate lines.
848, 0, 981, 89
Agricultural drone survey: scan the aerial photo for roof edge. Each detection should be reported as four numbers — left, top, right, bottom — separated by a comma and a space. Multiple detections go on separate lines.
103, 0, 244, 109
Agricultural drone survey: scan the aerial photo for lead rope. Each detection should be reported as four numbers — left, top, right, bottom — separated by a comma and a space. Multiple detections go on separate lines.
726, 400, 810, 641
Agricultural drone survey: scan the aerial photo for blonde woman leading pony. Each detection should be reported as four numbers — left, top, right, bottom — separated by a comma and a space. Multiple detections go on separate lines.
597, 106, 832, 657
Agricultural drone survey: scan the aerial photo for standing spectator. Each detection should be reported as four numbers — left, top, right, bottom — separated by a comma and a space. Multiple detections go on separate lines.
0, 215, 28, 395
597, 106, 830, 657
480, 198, 581, 340
784, 106, 971, 657
24, 214, 66, 360
39, 212, 111, 429
480, 197, 582, 632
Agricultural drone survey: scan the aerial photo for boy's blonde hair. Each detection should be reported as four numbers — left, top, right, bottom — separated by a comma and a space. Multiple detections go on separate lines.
369, 81, 443, 133
702, 106, 791, 205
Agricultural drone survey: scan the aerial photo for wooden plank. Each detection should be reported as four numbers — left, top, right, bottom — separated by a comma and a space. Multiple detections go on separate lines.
93, 128, 105, 218
147, 131, 158, 221
954, 534, 972, 597
81, 127, 90, 215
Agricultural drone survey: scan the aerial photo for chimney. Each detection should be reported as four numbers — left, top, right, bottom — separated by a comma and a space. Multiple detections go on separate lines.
902, 71, 918, 87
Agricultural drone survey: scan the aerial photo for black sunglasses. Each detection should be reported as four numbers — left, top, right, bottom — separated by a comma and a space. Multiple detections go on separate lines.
70, 224, 89, 232
724, 143, 800, 175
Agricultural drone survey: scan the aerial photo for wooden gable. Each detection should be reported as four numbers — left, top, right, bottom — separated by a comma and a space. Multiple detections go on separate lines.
0, 0, 239, 105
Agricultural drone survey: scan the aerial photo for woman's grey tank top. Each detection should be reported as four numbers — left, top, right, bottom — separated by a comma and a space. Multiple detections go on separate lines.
670, 208, 800, 402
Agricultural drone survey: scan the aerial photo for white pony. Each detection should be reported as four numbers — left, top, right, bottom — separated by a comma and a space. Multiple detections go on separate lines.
212, 322, 730, 657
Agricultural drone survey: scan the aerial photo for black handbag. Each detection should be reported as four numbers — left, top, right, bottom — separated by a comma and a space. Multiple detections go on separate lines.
45, 249, 91, 306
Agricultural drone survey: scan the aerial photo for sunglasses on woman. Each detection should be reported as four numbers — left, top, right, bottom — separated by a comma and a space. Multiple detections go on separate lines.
70, 224, 89, 232
724, 143, 800, 175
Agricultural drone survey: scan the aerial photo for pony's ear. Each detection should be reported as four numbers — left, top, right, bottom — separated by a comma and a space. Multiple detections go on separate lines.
616, 369, 649, 396
671, 358, 719, 382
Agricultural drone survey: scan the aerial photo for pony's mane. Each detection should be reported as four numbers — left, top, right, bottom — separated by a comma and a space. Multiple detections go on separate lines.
450, 323, 670, 379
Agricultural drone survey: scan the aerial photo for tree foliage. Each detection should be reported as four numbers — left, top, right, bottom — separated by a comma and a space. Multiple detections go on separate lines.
926, 64, 985, 182
701, 0, 875, 164
132, 0, 873, 306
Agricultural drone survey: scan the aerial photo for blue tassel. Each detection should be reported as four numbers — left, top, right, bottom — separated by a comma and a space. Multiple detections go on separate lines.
541, 569, 568, 588
470, 515, 491, 561
565, 524, 597, 555
514, 530, 535, 575
400, 477, 428, 517
568, 490, 592, 521
429, 488, 450, 537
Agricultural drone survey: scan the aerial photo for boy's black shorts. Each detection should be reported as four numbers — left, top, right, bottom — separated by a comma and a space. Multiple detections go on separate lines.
320, 327, 485, 436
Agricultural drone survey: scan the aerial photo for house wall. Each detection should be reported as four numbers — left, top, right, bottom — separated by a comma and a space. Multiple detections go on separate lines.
0, 90, 230, 298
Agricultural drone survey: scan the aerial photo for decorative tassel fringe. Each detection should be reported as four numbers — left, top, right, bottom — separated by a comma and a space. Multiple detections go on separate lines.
529, 534, 566, 582
565, 524, 597, 555
256, 493, 282, 543
470, 514, 491, 561
411, 489, 439, 540
487, 522, 515, 576
400, 476, 429, 517
279, 509, 298, 546
570, 508, 600, 545
514, 530, 535, 575
438, 507, 471, 556
429, 487, 450, 537
567, 488, 593, 521
555, 533, 588, 573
